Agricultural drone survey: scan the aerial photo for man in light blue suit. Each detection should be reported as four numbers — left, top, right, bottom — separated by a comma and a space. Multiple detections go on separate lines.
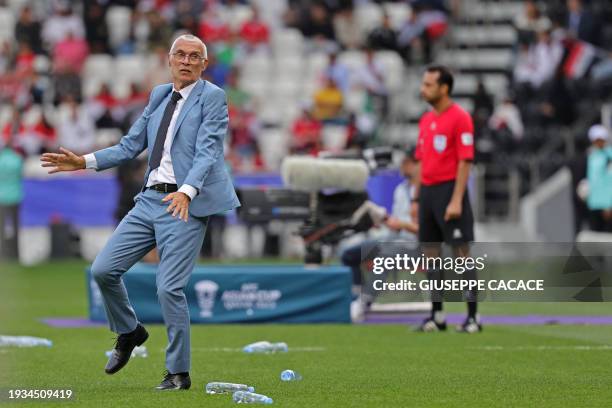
41, 34, 240, 390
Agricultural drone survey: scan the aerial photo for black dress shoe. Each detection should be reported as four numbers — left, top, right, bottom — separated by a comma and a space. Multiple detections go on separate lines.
104, 324, 149, 375
155, 371, 191, 390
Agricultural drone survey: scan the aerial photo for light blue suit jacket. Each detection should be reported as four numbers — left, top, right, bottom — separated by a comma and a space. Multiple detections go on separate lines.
93, 79, 241, 218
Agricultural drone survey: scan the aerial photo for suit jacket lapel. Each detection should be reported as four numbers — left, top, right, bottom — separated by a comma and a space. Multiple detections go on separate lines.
172, 79, 205, 140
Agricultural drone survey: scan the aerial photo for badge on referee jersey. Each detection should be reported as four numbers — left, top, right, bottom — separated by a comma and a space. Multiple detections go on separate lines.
461, 132, 474, 145
433, 134, 447, 152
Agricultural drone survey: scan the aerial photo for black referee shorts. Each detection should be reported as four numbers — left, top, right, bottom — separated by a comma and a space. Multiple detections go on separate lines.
418, 180, 474, 245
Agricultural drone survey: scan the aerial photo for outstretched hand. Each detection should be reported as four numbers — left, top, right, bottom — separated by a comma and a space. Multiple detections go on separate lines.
40, 147, 86, 174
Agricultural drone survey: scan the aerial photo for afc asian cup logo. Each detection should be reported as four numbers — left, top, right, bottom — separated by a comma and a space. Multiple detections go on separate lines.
194, 280, 219, 318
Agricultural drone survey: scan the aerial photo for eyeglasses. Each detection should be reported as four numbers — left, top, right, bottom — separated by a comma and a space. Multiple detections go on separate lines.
171, 51, 205, 63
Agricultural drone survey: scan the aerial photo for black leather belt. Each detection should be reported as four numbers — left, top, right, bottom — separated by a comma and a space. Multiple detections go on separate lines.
148, 183, 178, 193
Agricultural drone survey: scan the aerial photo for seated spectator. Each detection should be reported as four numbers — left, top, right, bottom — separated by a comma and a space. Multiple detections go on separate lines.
324, 52, 350, 95
202, 52, 231, 88
300, 3, 337, 52
514, 0, 551, 45
41, 3, 85, 51
367, 14, 398, 52
83, 1, 109, 54
513, 25, 563, 91
228, 108, 262, 171
313, 78, 344, 123
353, 49, 389, 119
53, 32, 89, 74
239, 6, 270, 52
224, 68, 251, 110
14, 42, 35, 77
334, 8, 363, 50
1, 107, 56, 156
489, 95, 525, 143
15, 6, 43, 54
471, 79, 494, 139
52, 68, 82, 104
397, 12, 425, 64
566, 0, 602, 46
145, 11, 173, 51
584, 125, 612, 232
198, 7, 231, 45
290, 103, 322, 155
57, 96, 96, 155
536, 68, 576, 127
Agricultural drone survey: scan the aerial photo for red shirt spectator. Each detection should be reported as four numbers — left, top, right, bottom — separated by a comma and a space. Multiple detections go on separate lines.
199, 17, 231, 44
53, 33, 89, 73
239, 11, 270, 46
291, 111, 322, 155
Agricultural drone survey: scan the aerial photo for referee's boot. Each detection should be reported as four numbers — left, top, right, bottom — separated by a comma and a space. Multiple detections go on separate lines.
156, 371, 191, 390
415, 311, 447, 332
456, 316, 482, 333
104, 324, 149, 374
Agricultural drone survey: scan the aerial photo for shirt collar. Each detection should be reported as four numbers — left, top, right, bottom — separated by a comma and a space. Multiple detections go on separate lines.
173, 81, 197, 101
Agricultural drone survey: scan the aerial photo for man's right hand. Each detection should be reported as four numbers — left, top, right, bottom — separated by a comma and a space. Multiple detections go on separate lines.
40, 147, 86, 174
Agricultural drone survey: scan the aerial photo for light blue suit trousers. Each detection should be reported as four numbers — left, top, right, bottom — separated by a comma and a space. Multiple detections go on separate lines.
91, 188, 208, 373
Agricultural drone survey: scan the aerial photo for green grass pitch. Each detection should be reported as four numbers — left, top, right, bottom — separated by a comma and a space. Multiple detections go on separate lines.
1, 261, 612, 407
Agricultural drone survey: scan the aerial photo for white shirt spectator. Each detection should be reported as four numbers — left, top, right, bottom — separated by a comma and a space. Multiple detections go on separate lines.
58, 103, 96, 155
489, 101, 524, 141
41, 11, 85, 49
513, 34, 563, 88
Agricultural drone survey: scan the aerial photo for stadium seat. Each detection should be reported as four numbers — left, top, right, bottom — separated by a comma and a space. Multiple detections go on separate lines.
275, 56, 304, 79
272, 29, 304, 57
33, 54, 50, 73
454, 98, 475, 113
84, 54, 114, 84
95, 128, 122, 147
6, 0, 28, 12
0, 105, 12, 134
110, 80, 131, 99
83, 78, 104, 99
355, 3, 383, 36
382, 2, 412, 30
106, 6, 132, 49
338, 50, 366, 74
344, 89, 366, 113
373, 51, 404, 91
114, 54, 147, 85
257, 127, 289, 169
220, 4, 254, 31
241, 53, 273, 80
0, 7, 15, 42
322, 125, 348, 151
22, 105, 41, 127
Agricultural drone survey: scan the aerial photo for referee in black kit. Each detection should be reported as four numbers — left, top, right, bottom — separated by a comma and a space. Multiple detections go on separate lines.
411, 65, 481, 333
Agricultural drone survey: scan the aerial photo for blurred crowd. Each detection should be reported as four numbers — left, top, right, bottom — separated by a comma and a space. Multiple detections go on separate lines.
0, 0, 455, 172
0, 0, 610, 235
475, 0, 612, 158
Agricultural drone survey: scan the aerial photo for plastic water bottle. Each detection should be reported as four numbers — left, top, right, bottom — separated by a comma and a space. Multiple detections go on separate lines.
243, 341, 288, 354
232, 391, 273, 404
105, 345, 147, 358
0, 336, 53, 348
206, 382, 255, 394
280, 369, 302, 381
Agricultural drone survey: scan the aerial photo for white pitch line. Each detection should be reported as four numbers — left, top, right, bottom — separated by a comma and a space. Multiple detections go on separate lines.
468, 345, 612, 351
191, 347, 326, 353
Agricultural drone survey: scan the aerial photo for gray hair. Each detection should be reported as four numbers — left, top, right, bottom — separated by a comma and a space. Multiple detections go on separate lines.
169, 34, 208, 59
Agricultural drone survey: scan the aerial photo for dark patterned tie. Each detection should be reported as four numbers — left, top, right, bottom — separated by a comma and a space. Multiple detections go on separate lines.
149, 91, 182, 170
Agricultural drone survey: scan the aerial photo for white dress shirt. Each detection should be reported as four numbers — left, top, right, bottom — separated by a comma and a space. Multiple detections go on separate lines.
84, 82, 198, 200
